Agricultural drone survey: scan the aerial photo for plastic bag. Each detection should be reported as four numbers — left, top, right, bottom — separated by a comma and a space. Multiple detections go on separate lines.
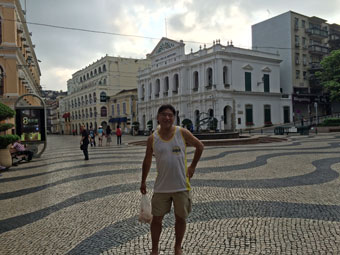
138, 194, 153, 224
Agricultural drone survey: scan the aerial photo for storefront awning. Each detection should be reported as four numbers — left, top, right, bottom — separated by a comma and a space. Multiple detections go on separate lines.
109, 117, 127, 123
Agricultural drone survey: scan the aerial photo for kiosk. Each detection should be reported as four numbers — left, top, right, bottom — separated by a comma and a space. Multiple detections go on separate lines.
14, 94, 47, 158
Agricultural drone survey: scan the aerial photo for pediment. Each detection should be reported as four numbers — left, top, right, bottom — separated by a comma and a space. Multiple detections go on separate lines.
242, 64, 253, 70
262, 66, 272, 72
150, 37, 183, 57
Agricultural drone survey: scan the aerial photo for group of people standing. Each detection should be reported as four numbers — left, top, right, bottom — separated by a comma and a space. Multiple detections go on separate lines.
80, 125, 123, 160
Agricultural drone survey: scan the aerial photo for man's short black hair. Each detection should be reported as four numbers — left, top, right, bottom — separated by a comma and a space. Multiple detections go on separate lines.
157, 104, 176, 115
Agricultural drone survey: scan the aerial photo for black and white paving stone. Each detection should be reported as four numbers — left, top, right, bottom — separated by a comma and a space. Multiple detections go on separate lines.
0, 134, 339, 254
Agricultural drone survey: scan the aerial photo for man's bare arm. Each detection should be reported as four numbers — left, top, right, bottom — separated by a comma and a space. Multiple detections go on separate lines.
140, 135, 153, 194
181, 128, 204, 178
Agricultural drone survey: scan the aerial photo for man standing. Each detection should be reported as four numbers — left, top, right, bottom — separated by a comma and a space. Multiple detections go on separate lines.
140, 104, 204, 255
80, 125, 90, 160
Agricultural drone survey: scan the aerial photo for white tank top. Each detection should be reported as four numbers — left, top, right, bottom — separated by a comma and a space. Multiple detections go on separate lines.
152, 126, 191, 193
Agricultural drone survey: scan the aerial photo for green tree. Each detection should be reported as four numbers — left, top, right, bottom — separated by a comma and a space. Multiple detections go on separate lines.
316, 49, 340, 102
0, 103, 20, 149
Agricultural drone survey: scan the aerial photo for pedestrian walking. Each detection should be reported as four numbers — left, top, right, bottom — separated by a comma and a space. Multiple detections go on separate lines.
89, 128, 96, 147
116, 125, 122, 145
106, 126, 112, 146
140, 104, 204, 255
80, 125, 90, 160
98, 126, 104, 146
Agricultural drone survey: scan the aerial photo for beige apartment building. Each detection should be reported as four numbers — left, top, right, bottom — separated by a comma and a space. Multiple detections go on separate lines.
252, 11, 340, 120
108, 88, 137, 133
63, 56, 149, 134
0, 0, 41, 123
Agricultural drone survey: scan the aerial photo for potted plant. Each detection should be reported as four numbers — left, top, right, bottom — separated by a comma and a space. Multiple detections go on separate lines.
0, 102, 20, 167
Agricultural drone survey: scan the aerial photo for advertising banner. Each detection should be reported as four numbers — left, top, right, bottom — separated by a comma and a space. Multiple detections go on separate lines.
16, 108, 46, 142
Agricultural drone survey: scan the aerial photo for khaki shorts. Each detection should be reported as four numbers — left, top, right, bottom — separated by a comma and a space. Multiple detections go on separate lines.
151, 191, 192, 219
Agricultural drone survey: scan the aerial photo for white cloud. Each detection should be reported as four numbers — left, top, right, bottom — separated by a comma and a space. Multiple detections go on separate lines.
21, 0, 340, 91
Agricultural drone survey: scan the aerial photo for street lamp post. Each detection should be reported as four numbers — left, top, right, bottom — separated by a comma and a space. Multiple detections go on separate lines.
314, 102, 318, 125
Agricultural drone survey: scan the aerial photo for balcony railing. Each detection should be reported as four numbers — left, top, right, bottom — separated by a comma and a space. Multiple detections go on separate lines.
308, 45, 329, 55
309, 62, 322, 70
306, 28, 328, 38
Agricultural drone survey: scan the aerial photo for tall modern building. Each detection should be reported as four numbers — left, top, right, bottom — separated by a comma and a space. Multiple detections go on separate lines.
63, 56, 149, 134
138, 37, 292, 131
252, 11, 340, 120
0, 0, 41, 111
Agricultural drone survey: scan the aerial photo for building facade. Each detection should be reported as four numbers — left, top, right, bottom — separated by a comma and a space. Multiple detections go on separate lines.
0, 0, 41, 123
63, 56, 149, 134
108, 88, 137, 133
252, 11, 340, 120
138, 38, 292, 131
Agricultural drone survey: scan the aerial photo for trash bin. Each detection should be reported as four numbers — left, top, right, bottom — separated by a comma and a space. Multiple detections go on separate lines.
274, 126, 285, 135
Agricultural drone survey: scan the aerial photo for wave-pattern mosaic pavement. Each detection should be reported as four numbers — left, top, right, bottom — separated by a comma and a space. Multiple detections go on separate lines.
0, 134, 340, 254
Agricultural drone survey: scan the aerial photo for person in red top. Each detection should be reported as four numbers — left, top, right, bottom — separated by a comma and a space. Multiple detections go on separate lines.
116, 125, 122, 145
12, 138, 33, 161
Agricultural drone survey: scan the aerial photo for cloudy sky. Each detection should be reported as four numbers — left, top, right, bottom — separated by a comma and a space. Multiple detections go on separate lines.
20, 0, 340, 92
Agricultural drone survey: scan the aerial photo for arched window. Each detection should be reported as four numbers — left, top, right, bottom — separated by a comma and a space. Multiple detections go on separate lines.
173, 74, 179, 93
87, 73, 90, 79
94, 69, 97, 75
89, 94, 92, 104
80, 77, 83, 83
0, 66, 4, 95
90, 108, 93, 117
86, 108, 89, 118
103, 64, 106, 72
94, 107, 97, 117
85, 95, 88, 104
81, 96, 84, 105
206, 68, 213, 89
155, 79, 160, 97
93, 92, 96, 103
164, 77, 169, 96
91, 71, 93, 77
99, 67, 102, 73
141, 84, 145, 100
100, 91, 107, 102
193, 71, 199, 91
149, 83, 152, 99
223, 66, 228, 87
101, 106, 107, 117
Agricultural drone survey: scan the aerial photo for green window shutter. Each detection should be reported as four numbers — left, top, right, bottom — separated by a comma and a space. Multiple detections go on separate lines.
246, 106, 253, 123
245, 72, 251, 91
264, 74, 270, 92
264, 107, 271, 122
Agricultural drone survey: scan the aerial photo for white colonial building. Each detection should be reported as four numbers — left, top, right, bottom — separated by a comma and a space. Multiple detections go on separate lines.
137, 38, 292, 131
